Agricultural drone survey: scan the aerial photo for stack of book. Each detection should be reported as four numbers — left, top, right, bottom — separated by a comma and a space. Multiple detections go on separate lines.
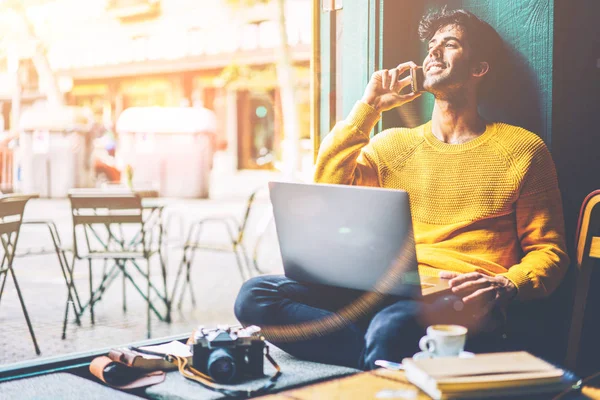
402, 351, 576, 399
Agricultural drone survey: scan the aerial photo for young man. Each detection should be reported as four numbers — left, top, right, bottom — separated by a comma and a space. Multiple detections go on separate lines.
234, 8, 569, 370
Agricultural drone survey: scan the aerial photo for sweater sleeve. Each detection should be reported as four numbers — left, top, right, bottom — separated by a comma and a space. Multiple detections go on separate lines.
498, 145, 570, 301
313, 101, 382, 186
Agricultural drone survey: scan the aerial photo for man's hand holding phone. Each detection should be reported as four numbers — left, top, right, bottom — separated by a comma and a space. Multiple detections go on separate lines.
361, 62, 422, 113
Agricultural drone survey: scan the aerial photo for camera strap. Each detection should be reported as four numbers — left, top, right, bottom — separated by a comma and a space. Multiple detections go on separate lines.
165, 344, 282, 398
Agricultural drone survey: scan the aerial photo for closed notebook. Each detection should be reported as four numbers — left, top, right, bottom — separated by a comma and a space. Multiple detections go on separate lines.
109, 341, 192, 371
402, 351, 573, 399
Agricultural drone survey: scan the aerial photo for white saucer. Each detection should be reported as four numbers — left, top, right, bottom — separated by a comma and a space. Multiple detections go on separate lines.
412, 351, 475, 360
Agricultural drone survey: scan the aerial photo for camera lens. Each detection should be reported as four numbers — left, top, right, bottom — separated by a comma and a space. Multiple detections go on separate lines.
207, 348, 237, 383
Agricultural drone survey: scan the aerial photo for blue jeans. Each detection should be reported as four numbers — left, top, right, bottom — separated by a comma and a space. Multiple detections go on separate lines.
234, 275, 506, 370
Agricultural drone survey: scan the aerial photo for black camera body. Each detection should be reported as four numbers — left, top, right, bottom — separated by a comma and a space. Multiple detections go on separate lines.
191, 325, 265, 384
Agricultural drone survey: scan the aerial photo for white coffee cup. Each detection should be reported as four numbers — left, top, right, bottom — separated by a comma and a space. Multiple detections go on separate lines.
418, 325, 468, 358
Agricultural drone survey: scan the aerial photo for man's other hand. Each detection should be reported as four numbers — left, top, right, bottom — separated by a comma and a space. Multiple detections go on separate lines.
439, 271, 517, 318
361, 62, 422, 113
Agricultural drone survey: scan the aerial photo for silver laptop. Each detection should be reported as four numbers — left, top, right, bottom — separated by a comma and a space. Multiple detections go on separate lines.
268, 181, 450, 298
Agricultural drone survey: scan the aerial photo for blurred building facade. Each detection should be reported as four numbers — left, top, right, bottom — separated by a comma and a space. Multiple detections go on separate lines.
0, 0, 311, 172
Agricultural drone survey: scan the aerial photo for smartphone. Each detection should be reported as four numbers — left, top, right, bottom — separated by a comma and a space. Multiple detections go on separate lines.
410, 67, 425, 94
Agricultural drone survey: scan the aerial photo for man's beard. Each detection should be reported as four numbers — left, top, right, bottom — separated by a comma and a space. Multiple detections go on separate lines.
423, 60, 471, 100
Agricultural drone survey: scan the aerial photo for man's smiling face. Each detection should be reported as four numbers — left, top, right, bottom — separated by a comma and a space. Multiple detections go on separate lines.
422, 25, 473, 94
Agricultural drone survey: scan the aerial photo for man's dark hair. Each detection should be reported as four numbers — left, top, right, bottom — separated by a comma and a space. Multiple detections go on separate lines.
418, 7, 505, 98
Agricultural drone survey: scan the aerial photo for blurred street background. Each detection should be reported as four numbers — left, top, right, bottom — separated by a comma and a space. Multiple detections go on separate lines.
0, 0, 311, 366
1, 168, 285, 365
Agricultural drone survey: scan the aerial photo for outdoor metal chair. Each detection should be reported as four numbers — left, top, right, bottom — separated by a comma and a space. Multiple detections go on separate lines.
68, 189, 170, 338
170, 187, 266, 309
0, 194, 41, 354
16, 219, 83, 340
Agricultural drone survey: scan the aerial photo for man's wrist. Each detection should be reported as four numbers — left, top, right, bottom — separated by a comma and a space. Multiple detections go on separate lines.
360, 96, 382, 113
501, 276, 518, 300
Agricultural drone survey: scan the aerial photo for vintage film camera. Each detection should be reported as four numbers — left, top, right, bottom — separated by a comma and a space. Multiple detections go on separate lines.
191, 325, 265, 384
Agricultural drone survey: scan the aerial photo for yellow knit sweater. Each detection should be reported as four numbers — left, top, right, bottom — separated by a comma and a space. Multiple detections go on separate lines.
314, 101, 569, 301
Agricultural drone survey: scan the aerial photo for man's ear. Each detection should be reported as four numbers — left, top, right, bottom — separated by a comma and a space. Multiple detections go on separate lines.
472, 62, 489, 78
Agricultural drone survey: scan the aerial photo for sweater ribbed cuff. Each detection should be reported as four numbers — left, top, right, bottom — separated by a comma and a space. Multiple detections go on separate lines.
498, 269, 531, 301
345, 101, 381, 135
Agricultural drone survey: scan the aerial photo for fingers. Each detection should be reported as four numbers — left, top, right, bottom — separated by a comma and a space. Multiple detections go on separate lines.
439, 271, 459, 279
397, 90, 422, 103
395, 61, 419, 74
451, 278, 490, 296
389, 68, 400, 91
381, 69, 389, 90
396, 75, 411, 92
449, 272, 485, 287
368, 62, 422, 113
390, 62, 418, 92
439, 271, 506, 320
390, 72, 413, 93
381, 63, 417, 92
